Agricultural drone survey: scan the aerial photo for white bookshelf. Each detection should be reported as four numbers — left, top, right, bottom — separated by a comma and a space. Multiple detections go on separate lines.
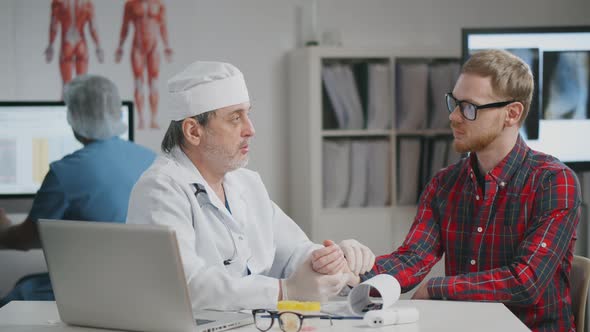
287, 47, 457, 254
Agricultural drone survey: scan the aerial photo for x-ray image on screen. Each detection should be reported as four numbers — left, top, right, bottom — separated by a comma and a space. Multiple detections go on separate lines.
543, 51, 590, 120
506, 48, 541, 140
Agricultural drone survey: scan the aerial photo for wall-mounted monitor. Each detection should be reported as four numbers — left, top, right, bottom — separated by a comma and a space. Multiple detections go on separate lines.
462, 26, 590, 171
0, 101, 134, 198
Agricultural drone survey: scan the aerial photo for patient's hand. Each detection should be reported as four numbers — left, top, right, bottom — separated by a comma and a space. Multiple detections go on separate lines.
311, 240, 346, 275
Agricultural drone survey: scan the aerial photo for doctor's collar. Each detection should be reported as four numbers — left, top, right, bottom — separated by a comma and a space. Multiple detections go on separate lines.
169, 146, 208, 186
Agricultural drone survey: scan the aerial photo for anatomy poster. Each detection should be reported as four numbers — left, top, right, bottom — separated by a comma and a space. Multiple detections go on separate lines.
114, 0, 173, 129
44, 0, 104, 93
43, 0, 173, 130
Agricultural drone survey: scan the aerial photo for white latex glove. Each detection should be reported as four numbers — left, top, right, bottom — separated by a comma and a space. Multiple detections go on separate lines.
340, 239, 375, 275
282, 257, 348, 302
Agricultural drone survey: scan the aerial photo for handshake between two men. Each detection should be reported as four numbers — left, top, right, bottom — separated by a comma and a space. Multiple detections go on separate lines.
280, 239, 376, 302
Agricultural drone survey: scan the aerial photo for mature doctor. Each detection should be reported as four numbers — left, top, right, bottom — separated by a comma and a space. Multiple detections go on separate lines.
127, 61, 372, 311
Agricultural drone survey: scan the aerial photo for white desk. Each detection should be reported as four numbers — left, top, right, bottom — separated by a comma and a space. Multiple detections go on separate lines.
0, 300, 530, 331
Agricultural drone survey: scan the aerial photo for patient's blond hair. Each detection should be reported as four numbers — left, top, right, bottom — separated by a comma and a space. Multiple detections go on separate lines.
463, 49, 534, 126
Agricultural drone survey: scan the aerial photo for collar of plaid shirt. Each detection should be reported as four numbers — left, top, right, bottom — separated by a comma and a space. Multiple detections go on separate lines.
467, 134, 529, 190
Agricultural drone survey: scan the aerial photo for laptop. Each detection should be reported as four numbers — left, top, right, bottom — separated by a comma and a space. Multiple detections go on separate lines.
38, 219, 253, 332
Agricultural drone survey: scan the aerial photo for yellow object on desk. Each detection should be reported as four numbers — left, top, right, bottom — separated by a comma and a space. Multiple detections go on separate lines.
277, 301, 321, 312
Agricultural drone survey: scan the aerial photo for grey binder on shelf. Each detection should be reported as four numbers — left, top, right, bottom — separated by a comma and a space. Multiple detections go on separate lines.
322, 66, 349, 129
323, 139, 351, 208
346, 140, 369, 207
367, 63, 392, 130
429, 61, 460, 129
366, 139, 390, 207
429, 138, 451, 179
338, 65, 365, 129
396, 62, 429, 130
397, 137, 422, 205
322, 64, 364, 129
426, 136, 464, 184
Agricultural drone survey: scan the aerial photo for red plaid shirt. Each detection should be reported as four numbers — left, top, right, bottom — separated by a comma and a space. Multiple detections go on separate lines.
364, 136, 581, 331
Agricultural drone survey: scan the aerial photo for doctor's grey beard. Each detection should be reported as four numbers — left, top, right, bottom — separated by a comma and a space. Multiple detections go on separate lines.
201, 140, 249, 173
228, 154, 249, 172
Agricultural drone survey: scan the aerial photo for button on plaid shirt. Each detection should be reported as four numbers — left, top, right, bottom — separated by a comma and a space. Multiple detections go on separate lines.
363, 136, 581, 331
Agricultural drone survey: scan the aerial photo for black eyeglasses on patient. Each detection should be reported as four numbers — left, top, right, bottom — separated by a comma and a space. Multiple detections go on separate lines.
445, 92, 516, 121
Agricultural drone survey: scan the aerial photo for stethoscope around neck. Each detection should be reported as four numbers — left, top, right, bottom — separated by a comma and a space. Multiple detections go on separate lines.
194, 184, 238, 266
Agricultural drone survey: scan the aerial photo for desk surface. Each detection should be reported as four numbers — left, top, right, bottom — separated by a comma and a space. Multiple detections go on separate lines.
0, 300, 530, 332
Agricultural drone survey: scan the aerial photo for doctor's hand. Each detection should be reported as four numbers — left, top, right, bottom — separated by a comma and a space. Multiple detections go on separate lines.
281, 257, 348, 302
340, 239, 375, 276
311, 240, 347, 275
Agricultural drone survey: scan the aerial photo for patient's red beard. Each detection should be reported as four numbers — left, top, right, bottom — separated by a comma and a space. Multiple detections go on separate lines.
451, 122, 502, 153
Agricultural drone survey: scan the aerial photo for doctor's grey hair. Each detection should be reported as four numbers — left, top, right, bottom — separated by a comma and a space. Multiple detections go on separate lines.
161, 111, 216, 153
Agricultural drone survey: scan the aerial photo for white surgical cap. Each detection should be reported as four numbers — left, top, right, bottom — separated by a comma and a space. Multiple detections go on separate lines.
64, 74, 127, 140
167, 61, 250, 121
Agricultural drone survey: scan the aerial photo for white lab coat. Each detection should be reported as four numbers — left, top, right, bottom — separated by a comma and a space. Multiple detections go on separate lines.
127, 147, 317, 311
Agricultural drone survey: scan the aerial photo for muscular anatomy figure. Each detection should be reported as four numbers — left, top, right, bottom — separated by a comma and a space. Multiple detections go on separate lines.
115, 0, 173, 129
45, 0, 104, 93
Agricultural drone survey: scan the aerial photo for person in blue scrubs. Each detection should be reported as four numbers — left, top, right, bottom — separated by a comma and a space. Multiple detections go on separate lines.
0, 74, 156, 306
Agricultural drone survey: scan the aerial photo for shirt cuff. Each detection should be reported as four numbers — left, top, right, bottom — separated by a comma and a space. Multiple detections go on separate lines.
360, 270, 377, 282
427, 276, 452, 300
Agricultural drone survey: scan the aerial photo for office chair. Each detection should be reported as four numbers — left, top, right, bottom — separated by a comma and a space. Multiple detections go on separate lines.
571, 255, 590, 332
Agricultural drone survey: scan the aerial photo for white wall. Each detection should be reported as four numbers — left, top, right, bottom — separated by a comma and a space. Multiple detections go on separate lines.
1, 0, 589, 213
